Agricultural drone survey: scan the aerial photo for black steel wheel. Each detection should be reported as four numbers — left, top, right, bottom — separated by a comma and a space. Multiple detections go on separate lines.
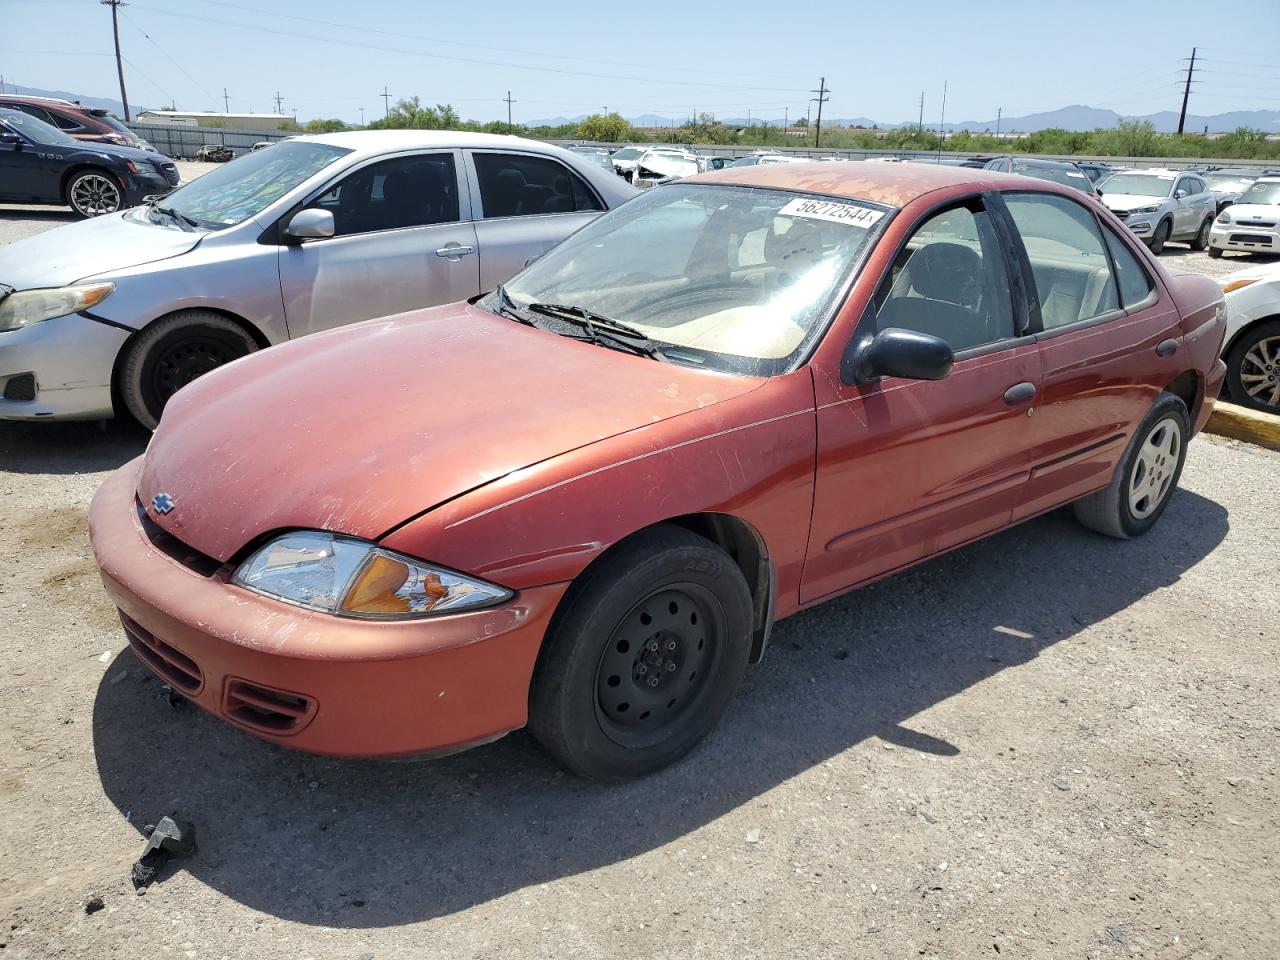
530, 525, 754, 780
119, 310, 258, 429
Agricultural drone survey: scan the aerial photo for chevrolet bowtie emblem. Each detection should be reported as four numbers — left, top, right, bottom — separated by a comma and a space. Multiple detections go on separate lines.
152, 492, 175, 514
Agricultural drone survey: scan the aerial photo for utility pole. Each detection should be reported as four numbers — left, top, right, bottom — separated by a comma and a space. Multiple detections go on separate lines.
783, 106, 788, 139
222, 88, 230, 113
996, 106, 1002, 138
101, 0, 131, 121
918, 91, 925, 133
811, 76, 830, 148
273, 91, 283, 113
503, 90, 516, 130
0, 75, 6, 94
936, 80, 948, 160
359, 106, 365, 126
1177, 47, 1197, 135
380, 86, 391, 118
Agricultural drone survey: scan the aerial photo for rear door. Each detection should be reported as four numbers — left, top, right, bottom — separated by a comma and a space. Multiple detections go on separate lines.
801, 196, 1042, 603
278, 149, 480, 338
995, 190, 1184, 521
463, 150, 605, 292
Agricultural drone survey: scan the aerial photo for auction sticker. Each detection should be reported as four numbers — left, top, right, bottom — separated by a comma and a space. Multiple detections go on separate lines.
780, 197, 885, 228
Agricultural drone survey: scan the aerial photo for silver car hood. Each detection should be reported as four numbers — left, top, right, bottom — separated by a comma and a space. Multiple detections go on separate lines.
0, 210, 203, 290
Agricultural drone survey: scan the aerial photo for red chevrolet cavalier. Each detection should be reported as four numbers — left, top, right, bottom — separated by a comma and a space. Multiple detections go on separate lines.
89, 163, 1227, 780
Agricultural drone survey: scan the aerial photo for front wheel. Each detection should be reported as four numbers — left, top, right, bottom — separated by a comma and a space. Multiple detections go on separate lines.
119, 311, 258, 429
529, 525, 753, 781
1226, 320, 1280, 414
1190, 216, 1213, 251
66, 169, 122, 218
1147, 219, 1171, 255
1073, 393, 1190, 539
1208, 247, 1223, 259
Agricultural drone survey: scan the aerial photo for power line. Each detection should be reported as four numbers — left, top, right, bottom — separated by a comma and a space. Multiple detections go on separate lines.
119, 9, 220, 105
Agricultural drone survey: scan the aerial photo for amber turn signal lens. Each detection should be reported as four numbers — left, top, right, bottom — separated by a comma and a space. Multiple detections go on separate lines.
1221, 278, 1258, 295
341, 554, 412, 614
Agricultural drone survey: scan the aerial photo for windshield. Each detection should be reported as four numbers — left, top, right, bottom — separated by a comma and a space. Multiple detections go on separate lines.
1098, 173, 1175, 198
495, 183, 888, 375
159, 140, 351, 229
1206, 172, 1261, 192
1012, 161, 1093, 192
0, 109, 79, 147
1240, 181, 1280, 205
612, 147, 643, 161
98, 114, 137, 140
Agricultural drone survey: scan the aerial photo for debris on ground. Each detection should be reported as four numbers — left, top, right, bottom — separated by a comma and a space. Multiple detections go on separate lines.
1053, 778, 1071, 791
83, 896, 104, 915
130, 816, 197, 889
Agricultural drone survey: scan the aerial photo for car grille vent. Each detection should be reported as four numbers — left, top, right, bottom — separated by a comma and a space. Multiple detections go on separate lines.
1228, 233, 1274, 245
120, 611, 204, 694
224, 679, 316, 735
134, 499, 223, 577
2, 373, 36, 402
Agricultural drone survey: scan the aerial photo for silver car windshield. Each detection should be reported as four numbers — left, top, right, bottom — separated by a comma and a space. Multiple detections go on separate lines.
160, 141, 351, 229
1099, 173, 1176, 197
499, 183, 889, 376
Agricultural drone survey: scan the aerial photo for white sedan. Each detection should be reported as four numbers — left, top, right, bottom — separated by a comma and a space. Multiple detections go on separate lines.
1218, 260, 1280, 412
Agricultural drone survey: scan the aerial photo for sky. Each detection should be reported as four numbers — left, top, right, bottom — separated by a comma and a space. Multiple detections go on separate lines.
1, 0, 1278, 125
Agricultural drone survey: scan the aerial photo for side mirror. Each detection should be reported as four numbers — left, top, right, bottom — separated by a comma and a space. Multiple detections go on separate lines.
1174, 189, 1188, 199
841, 327, 954, 385
0, 131, 20, 150
284, 208, 335, 241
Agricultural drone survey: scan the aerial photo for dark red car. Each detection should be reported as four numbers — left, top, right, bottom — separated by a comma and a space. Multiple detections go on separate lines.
0, 95, 142, 147
89, 163, 1227, 780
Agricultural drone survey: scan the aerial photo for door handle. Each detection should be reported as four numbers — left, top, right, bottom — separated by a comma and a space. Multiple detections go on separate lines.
1156, 338, 1178, 357
435, 244, 475, 258
1003, 381, 1037, 405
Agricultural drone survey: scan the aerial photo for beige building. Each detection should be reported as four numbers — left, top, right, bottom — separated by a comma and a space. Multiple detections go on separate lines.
135, 110, 291, 132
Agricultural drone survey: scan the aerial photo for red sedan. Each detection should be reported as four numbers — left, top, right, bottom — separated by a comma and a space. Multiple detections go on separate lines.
89, 163, 1227, 780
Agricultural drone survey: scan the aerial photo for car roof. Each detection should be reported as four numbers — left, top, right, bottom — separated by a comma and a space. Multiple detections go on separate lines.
686, 160, 1055, 208
300, 129, 577, 155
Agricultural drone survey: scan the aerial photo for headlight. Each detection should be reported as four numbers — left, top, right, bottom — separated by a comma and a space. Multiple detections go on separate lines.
231, 531, 512, 619
1220, 277, 1258, 294
1217, 211, 1232, 224
0, 282, 115, 332
1132, 205, 1161, 215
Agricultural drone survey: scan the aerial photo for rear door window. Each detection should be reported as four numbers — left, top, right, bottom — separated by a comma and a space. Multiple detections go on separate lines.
472, 152, 603, 218
1102, 227, 1155, 309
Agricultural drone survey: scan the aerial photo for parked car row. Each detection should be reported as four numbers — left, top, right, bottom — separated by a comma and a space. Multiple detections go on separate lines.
73, 158, 1225, 778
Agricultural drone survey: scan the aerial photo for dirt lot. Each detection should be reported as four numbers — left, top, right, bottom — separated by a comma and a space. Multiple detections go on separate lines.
0, 198, 1277, 959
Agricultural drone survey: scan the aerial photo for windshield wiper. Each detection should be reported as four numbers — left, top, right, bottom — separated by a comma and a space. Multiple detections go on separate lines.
147, 198, 199, 230
526, 302, 668, 361
492, 284, 536, 326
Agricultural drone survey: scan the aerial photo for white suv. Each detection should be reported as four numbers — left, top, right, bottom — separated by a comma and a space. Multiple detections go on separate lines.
1208, 176, 1280, 258
1097, 169, 1217, 254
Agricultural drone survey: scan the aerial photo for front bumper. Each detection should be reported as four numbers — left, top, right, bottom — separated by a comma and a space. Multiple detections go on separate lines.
88, 462, 568, 757
0, 311, 129, 419
121, 171, 175, 206
1109, 209, 1158, 237
1208, 224, 1278, 253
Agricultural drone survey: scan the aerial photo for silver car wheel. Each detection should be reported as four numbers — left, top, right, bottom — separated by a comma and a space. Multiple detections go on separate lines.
70, 173, 122, 217
1239, 335, 1280, 410
1128, 416, 1182, 520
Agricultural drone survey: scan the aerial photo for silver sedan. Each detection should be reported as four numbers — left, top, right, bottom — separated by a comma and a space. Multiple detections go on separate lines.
0, 130, 637, 427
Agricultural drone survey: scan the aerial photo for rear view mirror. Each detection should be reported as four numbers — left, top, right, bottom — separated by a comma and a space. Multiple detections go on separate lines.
284, 208, 335, 241
841, 327, 954, 385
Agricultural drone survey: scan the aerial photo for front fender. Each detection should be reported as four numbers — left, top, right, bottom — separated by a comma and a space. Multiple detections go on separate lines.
379, 371, 818, 622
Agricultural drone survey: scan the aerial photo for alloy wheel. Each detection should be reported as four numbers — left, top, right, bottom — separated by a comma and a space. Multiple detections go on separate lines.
1128, 416, 1182, 520
1238, 335, 1280, 411
70, 174, 121, 216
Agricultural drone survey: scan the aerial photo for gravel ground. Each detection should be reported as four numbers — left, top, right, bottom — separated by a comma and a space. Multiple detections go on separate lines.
1, 185, 1278, 959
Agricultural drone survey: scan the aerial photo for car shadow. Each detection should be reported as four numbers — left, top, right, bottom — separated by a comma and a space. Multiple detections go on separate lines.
90, 489, 1228, 927
0, 419, 147, 475
0, 206, 77, 222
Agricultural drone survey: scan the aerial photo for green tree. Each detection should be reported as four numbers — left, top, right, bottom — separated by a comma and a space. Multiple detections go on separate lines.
304, 118, 346, 133
577, 112, 633, 142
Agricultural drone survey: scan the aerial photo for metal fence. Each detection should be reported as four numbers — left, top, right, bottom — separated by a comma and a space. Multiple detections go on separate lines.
126, 123, 292, 159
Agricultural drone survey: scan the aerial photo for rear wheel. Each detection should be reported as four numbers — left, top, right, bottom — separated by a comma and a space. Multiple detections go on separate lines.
1073, 393, 1189, 539
66, 169, 122, 218
119, 311, 258, 429
529, 525, 753, 781
1208, 247, 1223, 259
1226, 320, 1280, 413
1190, 216, 1213, 251
1148, 219, 1171, 255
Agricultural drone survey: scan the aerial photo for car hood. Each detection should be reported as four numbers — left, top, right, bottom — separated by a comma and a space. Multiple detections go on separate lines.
0, 211, 202, 289
1103, 194, 1167, 212
137, 303, 764, 563
1223, 203, 1280, 223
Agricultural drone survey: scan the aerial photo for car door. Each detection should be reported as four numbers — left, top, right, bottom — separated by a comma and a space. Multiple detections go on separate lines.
1184, 175, 1214, 235
996, 190, 1185, 521
0, 117, 66, 202
801, 196, 1042, 604
463, 150, 606, 292
277, 149, 480, 339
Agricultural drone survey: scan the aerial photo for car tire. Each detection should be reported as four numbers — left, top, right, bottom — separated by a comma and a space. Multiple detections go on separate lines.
1190, 216, 1213, 251
1072, 392, 1190, 540
1147, 219, 1171, 255
1225, 319, 1280, 414
119, 311, 258, 430
1208, 248, 1223, 259
66, 169, 123, 218
529, 524, 753, 781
